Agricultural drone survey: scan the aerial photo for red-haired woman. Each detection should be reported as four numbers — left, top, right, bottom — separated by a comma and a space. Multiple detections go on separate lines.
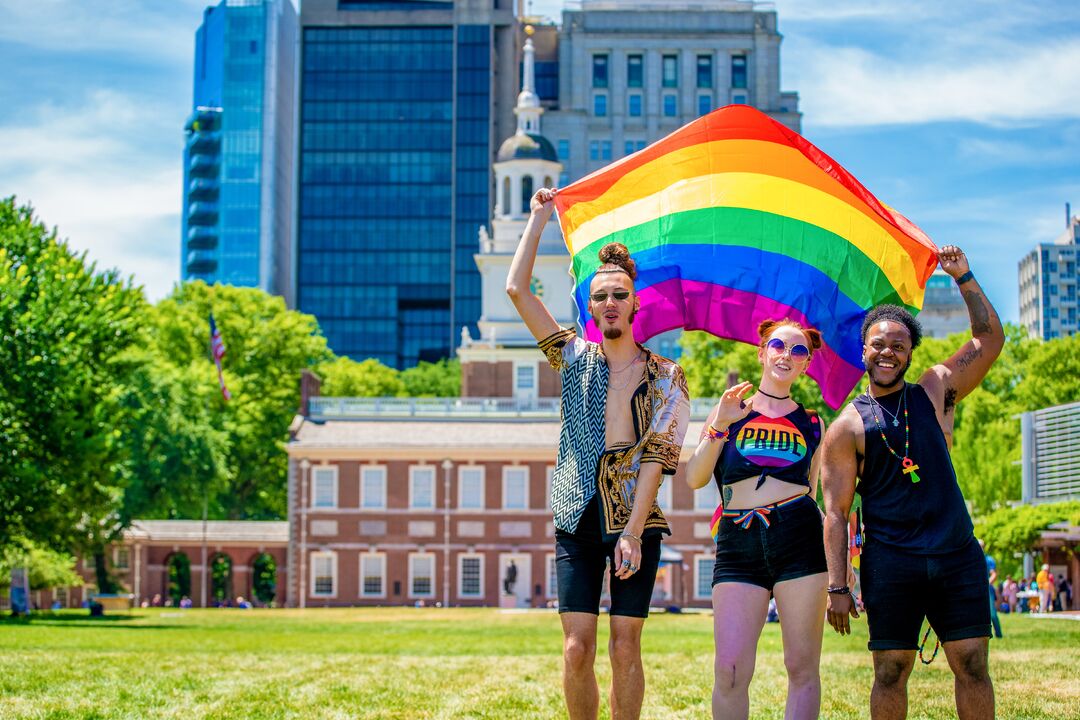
686, 319, 828, 720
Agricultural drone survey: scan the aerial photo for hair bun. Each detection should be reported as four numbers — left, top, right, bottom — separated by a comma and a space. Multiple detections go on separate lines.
597, 242, 637, 280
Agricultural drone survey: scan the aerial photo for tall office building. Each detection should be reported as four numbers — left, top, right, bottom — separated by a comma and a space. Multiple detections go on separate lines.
296, 0, 516, 368
1019, 211, 1079, 340
182, 0, 298, 302
531, 0, 800, 186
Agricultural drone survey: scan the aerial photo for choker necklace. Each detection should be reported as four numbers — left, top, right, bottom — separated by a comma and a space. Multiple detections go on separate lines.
757, 388, 790, 400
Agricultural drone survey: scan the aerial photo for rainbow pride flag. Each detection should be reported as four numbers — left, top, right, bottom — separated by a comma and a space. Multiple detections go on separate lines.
553, 105, 939, 408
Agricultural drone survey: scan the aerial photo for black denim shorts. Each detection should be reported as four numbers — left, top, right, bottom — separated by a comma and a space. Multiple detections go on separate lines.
555, 498, 662, 618
712, 494, 827, 591
860, 536, 991, 651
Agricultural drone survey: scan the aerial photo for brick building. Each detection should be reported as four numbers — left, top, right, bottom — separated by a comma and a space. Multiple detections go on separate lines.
285, 395, 722, 610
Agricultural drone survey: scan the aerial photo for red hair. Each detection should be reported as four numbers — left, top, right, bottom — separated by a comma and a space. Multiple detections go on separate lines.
757, 318, 823, 354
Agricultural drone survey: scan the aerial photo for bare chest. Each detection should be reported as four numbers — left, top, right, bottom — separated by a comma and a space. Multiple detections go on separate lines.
604, 366, 644, 448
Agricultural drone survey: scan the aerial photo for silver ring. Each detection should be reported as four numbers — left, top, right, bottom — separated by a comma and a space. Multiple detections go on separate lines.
621, 560, 631, 568
629, 564, 638, 572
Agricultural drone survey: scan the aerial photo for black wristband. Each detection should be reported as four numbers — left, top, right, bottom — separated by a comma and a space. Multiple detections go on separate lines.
956, 270, 975, 286
827, 586, 851, 595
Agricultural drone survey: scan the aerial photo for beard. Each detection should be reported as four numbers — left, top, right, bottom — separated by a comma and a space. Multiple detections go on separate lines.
593, 306, 636, 341
864, 356, 911, 388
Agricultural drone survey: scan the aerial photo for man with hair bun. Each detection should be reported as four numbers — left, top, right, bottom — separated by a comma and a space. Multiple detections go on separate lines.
507, 187, 689, 720
821, 245, 1003, 719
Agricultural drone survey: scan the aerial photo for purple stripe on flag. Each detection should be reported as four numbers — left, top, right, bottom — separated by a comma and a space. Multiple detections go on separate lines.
583, 279, 864, 408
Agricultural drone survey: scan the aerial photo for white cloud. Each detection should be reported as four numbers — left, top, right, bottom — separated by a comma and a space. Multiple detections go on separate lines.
794, 40, 1080, 127
0, 0, 215, 64
0, 89, 183, 301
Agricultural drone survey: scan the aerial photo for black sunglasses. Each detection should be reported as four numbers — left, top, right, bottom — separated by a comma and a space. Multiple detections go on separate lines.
590, 290, 631, 303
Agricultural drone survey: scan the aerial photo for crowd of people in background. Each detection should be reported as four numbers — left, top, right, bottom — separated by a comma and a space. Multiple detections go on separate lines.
991, 566, 1072, 615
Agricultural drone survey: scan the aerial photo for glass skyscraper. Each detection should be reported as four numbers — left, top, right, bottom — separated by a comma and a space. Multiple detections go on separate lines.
182, 0, 297, 301
296, 0, 514, 368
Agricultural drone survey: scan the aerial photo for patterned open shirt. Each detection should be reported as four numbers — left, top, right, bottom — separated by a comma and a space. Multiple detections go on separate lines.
539, 327, 690, 541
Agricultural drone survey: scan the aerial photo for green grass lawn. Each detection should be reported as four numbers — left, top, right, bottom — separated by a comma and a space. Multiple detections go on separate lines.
1, 608, 1077, 719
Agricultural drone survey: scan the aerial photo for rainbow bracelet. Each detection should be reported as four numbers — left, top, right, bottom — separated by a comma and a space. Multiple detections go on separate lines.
707, 424, 729, 441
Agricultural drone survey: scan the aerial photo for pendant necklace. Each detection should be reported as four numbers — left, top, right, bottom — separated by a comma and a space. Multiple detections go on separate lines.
865, 385, 921, 484
866, 391, 902, 427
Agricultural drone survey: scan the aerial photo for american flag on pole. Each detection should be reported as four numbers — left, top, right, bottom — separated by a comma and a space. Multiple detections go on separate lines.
209, 314, 232, 401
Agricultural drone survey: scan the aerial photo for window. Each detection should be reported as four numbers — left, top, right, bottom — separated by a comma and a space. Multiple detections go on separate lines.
515, 363, 535, 390
656, 480, 672, 511
731, 92, 748, 105
731, 54, 747, 89
311, 552, 337, 597
695, 481, 722, 512
589, 140, 600, 161
545, 466, 554, 511
546, 553, 558, 597
501, 177, 510, 215
521, 175, 533, 214
459, 466, 485, 510
635, 140, 646, 152
557, 139, 570, 160
459, 554, 483, 598
594, 93, 607, 117
627, 54, 643, 88
628, 93, 642, 117
625, 140, 636, 156
360, 553, 386, 597
410, 466, 435, 510
114, 548, 130, 570
695, 555, 713, 599
592, 54, 609, 88
663, 94, 677, 117
696, 54, 713, 88
312, 466, 338, 509
409, 553, 435, 597
601, 141, 612, 161
698, 94, 711, 116
503, 466, 529, 509
361, 466, 387, 510
662, 54, 678, 87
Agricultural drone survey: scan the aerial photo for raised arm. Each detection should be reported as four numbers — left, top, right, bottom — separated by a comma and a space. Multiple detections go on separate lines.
685, 381, 753, 490
506, 188, 562, 342
821, 406, 861, 635
920, 245, 1004, 407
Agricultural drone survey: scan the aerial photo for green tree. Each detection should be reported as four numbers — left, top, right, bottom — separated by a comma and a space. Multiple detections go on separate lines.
0, 538, 83, 593
975, 501, 1080, 577
402, 358, 461, 397
318, 356, 405, 397
131, 282, 332, 521
0, 198, 145, 586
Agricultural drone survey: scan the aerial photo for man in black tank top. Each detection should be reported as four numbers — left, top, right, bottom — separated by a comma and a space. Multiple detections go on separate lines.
819, 246, 1003, 720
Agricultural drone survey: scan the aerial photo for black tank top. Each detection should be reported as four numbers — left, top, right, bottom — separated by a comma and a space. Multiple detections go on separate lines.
713, 404, 821, 488
854, 383, 973, 554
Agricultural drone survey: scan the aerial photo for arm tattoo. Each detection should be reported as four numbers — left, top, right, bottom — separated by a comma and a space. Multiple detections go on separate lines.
961, 289, 993, 336
944, 387, 958, 414
723, 486, 733, 507
956, 346, 983, 369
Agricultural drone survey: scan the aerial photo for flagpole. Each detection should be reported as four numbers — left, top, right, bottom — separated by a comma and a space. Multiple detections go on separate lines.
201, 490, 208, 608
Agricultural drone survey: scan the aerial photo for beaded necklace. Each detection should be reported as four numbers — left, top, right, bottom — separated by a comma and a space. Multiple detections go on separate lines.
864, 384, 922, 484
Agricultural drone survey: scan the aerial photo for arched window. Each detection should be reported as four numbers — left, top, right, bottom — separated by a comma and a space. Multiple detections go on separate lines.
502, 177, 511, 216
544, 176, 553, 189
521, 175, 534, 214
166, 553, 191, 607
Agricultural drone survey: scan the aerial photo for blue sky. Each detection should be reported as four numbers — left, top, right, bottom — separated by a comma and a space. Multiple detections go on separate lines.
1, 0, 1078, 323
